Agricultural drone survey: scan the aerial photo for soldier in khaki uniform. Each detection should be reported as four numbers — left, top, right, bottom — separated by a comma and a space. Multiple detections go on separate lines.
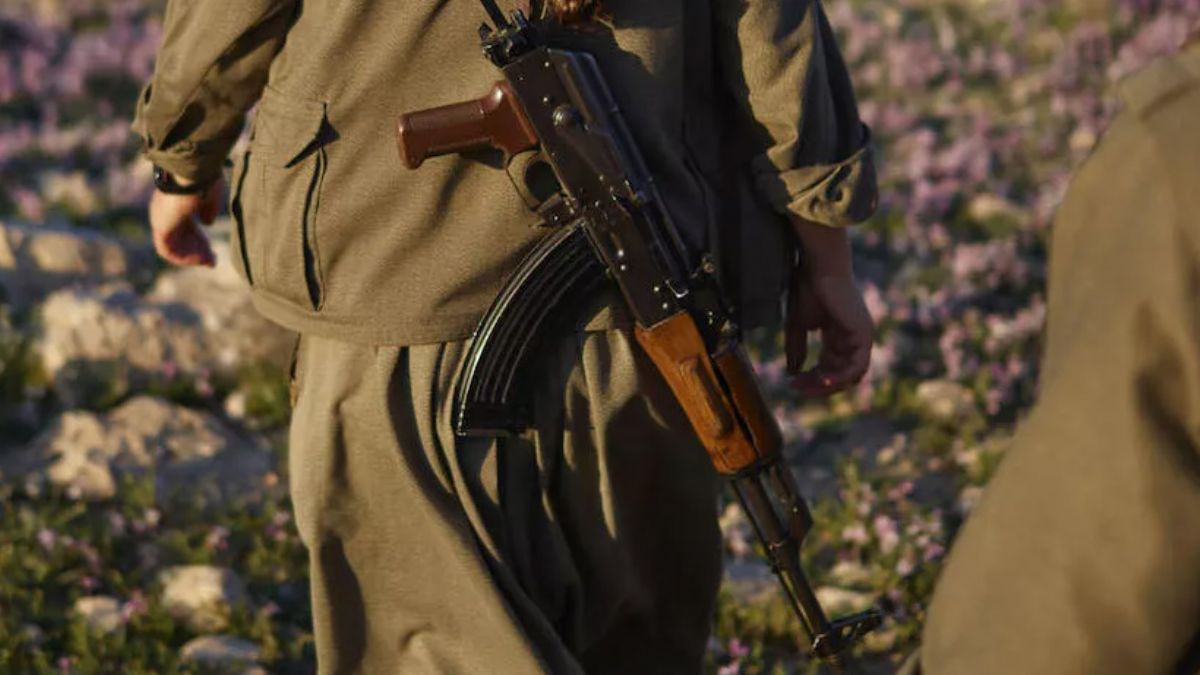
134, 1, 877, 672
901, 40, 1200, 675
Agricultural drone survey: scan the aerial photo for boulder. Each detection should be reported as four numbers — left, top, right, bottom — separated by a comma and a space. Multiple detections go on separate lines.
38, 282, 208, 407
828, 560, 874, 588
179, 635, 262, 670
915, 379, 977, 421
36, 232, 294, 407
159, 566, 249, 633
0, 220, 154, 311
146, 234, 295, 370
814, 586, 878, 616
73, 596, 123, 635
0, 396, 272, 504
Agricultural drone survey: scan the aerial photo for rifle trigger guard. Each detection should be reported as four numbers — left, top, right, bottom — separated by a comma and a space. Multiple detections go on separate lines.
505, 149, 577, 228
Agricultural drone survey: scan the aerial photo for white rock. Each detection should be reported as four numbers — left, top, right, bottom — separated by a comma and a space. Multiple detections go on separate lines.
1, 396, 271, 504
915, 379, 976, 421
957, 485, 986, 516
38, 282, 203, 407
0, 220, 153, 310
224, 390, 248, 421
814, 586, 877, 615
828, 560, 874, 588
966, 193, 1028, 227
73, 596, 123, 635
36, 233, 294, 407
863, 626, 898, 653
42, 171, 99, 216
1069, 127, 1097, 153
180, 635, 262, 669
718, 502, 754, 559
19, 411, 117, 499
160, 566, 249, 633
147, 234, 295, 367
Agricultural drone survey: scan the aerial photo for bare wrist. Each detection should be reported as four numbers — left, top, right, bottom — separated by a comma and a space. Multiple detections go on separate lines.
790, 216, 854, 279
153, 166, 212, 195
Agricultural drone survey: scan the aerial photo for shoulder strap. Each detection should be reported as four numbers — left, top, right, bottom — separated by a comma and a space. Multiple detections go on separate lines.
505, 0, 544, 20
684, 1, 746, 319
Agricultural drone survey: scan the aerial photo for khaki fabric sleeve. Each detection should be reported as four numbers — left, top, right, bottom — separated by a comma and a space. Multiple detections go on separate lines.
131, 0, 297, 184
914, 100, 1200, 674
711, 0, 876, 227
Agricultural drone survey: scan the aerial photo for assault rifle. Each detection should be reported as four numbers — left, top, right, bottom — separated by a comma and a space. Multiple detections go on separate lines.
396, 1, 882, 667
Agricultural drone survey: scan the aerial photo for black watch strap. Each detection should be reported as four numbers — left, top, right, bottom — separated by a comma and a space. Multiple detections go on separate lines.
153, 166, 212, 195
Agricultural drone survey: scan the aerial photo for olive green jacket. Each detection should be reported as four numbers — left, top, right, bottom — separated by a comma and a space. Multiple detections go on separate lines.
901, 42, 1200, 675
133, 0, 875, 344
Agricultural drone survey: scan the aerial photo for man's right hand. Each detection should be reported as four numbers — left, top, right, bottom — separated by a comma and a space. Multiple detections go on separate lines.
148, 177, 225, 267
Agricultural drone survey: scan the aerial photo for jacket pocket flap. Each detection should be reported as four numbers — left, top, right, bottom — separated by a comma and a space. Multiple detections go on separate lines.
255, 86, 327, 167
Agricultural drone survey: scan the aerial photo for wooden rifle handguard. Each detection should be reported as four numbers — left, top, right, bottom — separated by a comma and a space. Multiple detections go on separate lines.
634, 312, 783, 475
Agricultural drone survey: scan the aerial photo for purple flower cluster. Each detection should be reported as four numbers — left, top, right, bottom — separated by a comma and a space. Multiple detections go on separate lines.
835, 462, 948, 578
816, 0, 1200, 420
0, 1, 162, 222
4, 2, 1200, 667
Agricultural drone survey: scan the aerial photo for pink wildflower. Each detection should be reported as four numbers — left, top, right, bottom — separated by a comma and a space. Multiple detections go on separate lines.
841, 523, 870, 545
923, 542, 947, 562
205, 525, 231, 551
873, 515, 900, 554
36, 528, 56, 552
728, 638, 750, 659
120, 591, 148, 623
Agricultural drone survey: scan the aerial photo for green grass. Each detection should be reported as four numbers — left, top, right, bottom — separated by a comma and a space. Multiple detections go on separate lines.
0, 472, 313, 674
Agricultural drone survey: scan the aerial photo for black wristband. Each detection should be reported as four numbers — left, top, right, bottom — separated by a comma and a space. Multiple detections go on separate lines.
153, 166, 212, 195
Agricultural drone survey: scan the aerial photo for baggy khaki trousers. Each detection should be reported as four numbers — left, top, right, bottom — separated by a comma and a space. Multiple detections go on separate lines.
287, 328, 723, 674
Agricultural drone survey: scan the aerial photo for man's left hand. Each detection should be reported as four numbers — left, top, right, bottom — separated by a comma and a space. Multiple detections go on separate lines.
148, 177, 224, 268
786, 217, 874, 397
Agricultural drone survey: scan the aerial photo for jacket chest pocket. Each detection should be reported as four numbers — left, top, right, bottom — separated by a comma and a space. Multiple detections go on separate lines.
236, 86, 329, 311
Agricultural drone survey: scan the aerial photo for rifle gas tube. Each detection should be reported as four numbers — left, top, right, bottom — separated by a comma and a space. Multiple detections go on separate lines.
397, 2, 882, 667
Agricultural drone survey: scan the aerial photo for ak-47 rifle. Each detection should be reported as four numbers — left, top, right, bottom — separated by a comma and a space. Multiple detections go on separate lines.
396, 1, 882, 668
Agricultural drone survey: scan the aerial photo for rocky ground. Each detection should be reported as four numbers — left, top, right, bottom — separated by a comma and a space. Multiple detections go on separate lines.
1, 219, 304, 673
2, 0, 1199, 673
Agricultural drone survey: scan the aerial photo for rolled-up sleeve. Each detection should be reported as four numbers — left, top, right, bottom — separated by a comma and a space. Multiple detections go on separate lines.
132, 0, 297, 184
713, 0, 876, 227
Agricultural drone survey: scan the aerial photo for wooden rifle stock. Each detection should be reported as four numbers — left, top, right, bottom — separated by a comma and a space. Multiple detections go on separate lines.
396, 80, 538, 169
